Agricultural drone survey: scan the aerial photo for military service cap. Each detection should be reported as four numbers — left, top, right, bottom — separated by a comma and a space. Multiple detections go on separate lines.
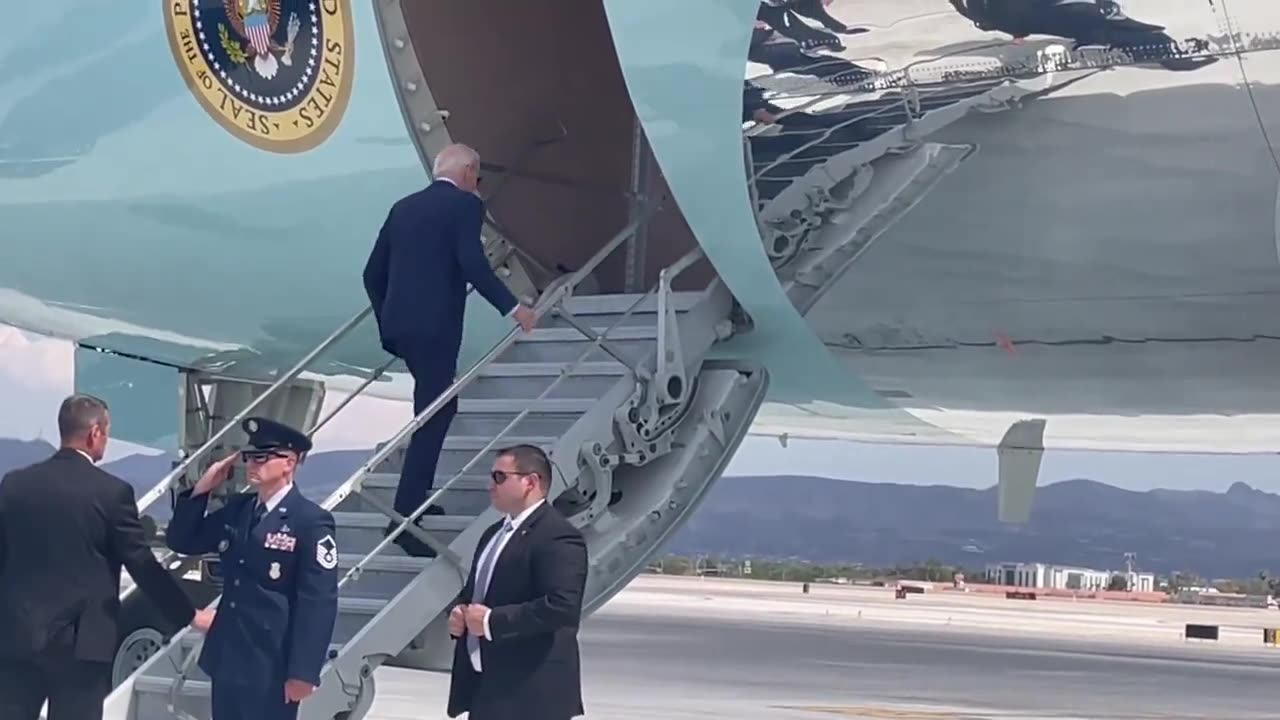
242, 416, 313, 456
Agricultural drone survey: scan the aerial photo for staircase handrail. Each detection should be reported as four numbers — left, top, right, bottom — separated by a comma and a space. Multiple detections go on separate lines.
341, 243, 707, 594
164, 222, 692, 715
131, 308, 374, 518
320, 217, 646, 571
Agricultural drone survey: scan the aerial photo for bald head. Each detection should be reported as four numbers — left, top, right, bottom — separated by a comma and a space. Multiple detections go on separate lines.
432, 143, 481, 193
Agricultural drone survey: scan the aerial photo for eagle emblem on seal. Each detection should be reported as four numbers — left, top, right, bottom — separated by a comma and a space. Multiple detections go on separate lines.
218, 0, 301, 80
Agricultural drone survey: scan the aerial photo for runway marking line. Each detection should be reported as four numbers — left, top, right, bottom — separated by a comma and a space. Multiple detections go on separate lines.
774, 705, 982, 719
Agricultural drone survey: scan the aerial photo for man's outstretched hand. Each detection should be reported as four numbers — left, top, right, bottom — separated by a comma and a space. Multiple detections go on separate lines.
190, 608, 216, 633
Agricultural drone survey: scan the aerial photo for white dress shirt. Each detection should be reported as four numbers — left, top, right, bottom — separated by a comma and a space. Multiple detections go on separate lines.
470, 499, 545, 671
256, 482, 293, 515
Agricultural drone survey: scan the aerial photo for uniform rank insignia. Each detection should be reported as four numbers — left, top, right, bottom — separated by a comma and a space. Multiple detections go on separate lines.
269, 561, 282, 580
316, 534, 338, 570
264, 532, 297, 552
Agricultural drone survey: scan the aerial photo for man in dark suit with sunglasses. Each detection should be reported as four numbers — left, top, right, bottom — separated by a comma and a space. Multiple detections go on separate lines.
167, 417, 339, 720
445, 444, 588, 720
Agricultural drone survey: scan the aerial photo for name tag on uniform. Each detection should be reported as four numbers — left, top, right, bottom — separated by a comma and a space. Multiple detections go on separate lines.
264, 532, 297, 552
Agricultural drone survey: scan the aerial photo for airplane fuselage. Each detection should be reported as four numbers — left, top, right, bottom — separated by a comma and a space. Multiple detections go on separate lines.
2, 0, 1278, 454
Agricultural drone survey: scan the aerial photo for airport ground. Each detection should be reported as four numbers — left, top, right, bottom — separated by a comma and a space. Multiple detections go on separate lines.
363, 575, 1280, 719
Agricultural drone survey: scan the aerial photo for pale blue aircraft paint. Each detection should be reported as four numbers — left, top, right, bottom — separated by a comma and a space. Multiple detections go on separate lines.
0, 0, 511, 378
600, 0, 950, 438
0, 0, 511, 446
3, 0, 1278, 463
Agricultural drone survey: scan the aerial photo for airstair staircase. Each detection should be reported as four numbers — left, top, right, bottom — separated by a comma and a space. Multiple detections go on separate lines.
103, 227, 768, 719
746, 52, 1091, 315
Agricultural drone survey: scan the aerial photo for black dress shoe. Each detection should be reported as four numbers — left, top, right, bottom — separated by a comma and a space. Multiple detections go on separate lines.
384, 518, 440, 558
394, 533, 438, 559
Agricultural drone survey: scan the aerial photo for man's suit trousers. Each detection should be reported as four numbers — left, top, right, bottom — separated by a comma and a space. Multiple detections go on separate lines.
394, 336, 461, 518
0, 652, 111, 720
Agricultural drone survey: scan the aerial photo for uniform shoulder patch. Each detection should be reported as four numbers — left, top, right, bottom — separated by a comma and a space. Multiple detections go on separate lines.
316, 533, 338, 570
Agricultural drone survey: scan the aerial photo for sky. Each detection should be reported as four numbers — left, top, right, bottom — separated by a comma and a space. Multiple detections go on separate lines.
2, 324, 1277, 493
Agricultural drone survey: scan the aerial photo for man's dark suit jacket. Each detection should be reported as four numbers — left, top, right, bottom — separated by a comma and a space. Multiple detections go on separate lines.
362, 179, 520, 358
447, 501, 589, 720
0, 449, 196, 663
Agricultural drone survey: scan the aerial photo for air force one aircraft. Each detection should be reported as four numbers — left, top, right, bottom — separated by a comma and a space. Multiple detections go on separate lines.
3, 0, 1280, 714
3, 0, 1277, 458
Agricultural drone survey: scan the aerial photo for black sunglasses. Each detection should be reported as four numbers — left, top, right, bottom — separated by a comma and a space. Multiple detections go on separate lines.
490, 469, 537, 485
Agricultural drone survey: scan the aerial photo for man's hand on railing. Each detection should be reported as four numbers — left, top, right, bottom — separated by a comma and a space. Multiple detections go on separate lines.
514, 304, 536, 333
192, 454, 238, 497
190, 607, 216, 633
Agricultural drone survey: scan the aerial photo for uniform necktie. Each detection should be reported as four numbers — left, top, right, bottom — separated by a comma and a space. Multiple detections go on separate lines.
250, 501, 267, 529
467, 519, 514, 659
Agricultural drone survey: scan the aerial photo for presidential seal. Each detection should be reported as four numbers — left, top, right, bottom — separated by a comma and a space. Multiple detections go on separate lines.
164, 0, 355, 153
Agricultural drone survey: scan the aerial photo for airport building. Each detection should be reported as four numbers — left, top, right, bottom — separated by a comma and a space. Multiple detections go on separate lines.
986, 562, 1155, 592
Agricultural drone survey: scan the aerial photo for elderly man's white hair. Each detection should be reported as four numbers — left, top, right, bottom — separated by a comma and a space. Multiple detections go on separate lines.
432, 143, 479, 180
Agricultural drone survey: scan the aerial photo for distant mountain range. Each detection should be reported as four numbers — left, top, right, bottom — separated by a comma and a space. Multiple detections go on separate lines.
667, 475, 1280, 578
1, 439, 1270, 578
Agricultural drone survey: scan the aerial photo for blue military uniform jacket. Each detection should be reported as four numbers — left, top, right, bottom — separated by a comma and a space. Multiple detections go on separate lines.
167, 484, 339, 688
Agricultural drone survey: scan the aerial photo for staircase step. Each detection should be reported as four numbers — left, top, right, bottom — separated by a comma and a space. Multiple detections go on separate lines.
540, 296, 698, 331
133, 675, 212, 718
475, 362, 625, 378
109, 288, 757, 720
558, 292, 701, 315
334, 596, 389, 645
134, 635, 349, 715
337, 552, 432, 572
442, 435, 557, 451
336, 553, 433, 600
332, 511, 473, 531
364, 472, 489, 492
458, 397, 601, 411
437, 436, 558, 475
447, 410, 584, 440
370, 402, 591, 475
502, 335, 656, 365
461, 372, 621, 400
332, 511, 474, 556
346, 471, 491, 516
522, 326, 658, 343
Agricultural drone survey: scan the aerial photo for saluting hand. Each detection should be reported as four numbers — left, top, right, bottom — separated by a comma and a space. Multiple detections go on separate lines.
448, 603, 467, 637
285, 679, 316, 704
192, 454, 237, 496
